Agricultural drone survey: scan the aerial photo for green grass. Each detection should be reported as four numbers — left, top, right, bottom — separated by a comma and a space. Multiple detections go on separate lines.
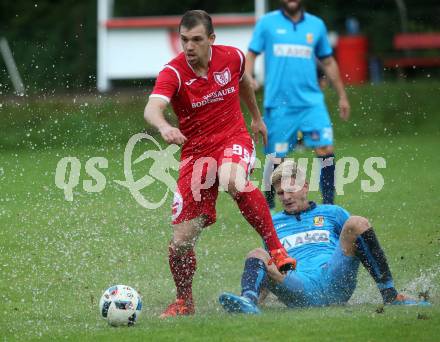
1, 82, 440, 340
1, 81, 440, 151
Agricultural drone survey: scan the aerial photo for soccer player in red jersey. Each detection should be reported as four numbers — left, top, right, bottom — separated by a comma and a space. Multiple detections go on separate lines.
144, 10, 295, 318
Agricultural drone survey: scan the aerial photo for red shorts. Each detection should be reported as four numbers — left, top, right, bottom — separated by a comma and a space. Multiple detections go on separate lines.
172, 133, 255, 227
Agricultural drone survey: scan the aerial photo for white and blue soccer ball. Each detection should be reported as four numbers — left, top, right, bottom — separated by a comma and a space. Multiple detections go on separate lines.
99, 285, 142, 327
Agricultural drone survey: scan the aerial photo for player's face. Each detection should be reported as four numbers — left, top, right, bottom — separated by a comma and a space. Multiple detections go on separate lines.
180, 24, 215, 67
274, 177, 309, 213
280, 0, 303, 16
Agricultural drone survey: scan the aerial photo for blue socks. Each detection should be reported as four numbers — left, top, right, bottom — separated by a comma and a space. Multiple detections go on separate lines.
263, 159, 282, 210
319, 153, 335, 204
355, 228, 398, 303
241, 257, 267, 304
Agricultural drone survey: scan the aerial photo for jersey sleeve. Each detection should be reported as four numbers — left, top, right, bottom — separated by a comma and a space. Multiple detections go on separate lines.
248, 17, 266, 54
315, 20, 333, 59
150, 65, 181, 103
333, 205, 350, 235
234, 48, 246, 80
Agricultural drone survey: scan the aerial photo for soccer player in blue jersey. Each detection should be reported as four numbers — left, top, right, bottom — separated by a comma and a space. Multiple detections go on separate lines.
246, 0, 350, 208
219, 161, 430, 313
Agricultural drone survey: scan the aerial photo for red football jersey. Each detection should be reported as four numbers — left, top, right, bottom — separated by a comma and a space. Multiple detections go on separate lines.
150, 45, 249, 156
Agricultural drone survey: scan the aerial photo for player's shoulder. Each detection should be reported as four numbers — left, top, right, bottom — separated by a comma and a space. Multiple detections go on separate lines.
271, 210, 299, 229
158, 53, 191, 82
271, 210, 284, 219
213, 44, 244, 56
212, 45, 245, 66
155, 53, 190, 89
314, 204, 348, 215
165, 52, 187, 70
271, 210, 287, 224
258, 9, 283, 24
304, 12, 327, 27
262, 9, 283, 19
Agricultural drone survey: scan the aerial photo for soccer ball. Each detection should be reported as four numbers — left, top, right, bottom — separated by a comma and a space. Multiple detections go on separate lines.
99, 285, 142, 327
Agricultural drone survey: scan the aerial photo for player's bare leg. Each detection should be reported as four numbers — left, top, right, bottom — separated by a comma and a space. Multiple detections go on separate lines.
339, 215, 371, 256
218, 162, 296, 272
315, 145, 335, 205
160, 216, 205, 318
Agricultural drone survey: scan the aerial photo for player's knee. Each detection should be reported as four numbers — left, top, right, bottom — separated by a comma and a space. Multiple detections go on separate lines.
345, 216, 370, 236
171, 238, 195, 254
246, 248, 270, 262
171, 223, 201, 253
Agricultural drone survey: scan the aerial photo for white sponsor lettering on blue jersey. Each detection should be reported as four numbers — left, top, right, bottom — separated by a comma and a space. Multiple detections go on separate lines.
249, 11, 333, 108
271, 203, 350, 272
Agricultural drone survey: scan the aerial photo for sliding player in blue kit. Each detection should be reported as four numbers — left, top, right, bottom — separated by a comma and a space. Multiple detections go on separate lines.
219, 161, 431, 313
245, 0, 350, 209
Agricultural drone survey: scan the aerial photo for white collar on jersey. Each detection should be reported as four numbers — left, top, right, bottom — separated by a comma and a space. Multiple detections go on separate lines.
284, 201, 317, 221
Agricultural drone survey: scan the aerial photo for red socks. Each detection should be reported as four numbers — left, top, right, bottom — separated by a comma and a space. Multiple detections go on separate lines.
167, 183, 282, 304
234, 184, 283, 251
168, 245, 197, 303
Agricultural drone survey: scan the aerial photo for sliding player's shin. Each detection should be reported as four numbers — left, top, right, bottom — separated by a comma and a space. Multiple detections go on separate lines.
319, 153, 335, 204
355, 228, 398, 303
241, 257, 268, 304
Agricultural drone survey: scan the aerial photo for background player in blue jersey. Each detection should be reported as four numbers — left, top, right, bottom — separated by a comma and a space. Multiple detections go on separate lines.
219, 160, 430, 313
245, 0, 350, 208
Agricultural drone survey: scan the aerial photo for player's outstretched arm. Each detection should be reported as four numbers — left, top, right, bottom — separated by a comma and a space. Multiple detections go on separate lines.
144, 97, 187, 145
239, 73, 268, 146
320, 56, 350, 121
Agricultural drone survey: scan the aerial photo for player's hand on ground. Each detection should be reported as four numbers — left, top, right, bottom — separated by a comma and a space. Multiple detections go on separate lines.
158, 125, 187, 145
339, 96, 350, 121
250, 118, 268, 146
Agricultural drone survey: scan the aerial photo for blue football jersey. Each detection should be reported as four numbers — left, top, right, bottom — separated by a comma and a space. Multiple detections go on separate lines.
249, 10, 333, 108
272, 202, 350, 272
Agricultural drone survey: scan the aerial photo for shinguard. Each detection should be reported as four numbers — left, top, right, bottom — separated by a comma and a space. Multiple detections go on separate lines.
319, 153, 335, 204
355, 228, 398, 303
241, 257, 268, 304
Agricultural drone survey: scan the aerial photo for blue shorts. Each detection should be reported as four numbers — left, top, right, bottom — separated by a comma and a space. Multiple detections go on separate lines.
263, 104, 333, 157
265, 244, 360, 307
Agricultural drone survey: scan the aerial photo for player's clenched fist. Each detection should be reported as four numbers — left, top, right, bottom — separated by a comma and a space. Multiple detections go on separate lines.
159, 125, 187, 145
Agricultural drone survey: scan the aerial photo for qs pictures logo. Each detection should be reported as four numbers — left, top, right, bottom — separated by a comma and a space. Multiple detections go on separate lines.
54, 133, 182, 209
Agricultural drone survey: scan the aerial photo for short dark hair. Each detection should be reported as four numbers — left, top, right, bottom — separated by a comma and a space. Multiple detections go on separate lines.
179, 10, 214, 36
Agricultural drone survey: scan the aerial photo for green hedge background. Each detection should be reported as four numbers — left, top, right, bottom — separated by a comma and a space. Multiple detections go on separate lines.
0, 0, 439, 93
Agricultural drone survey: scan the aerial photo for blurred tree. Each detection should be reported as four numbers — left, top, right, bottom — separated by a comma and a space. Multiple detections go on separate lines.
0, 0, 438, 93
114, 0, 253, 16
0, 0, 96, 93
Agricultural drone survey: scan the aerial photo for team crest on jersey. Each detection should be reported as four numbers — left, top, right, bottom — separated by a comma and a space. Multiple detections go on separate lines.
213, 68, 231, 86
306, 33, 314, 44
313, 216, 324, 227
172, 191, 183, 221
